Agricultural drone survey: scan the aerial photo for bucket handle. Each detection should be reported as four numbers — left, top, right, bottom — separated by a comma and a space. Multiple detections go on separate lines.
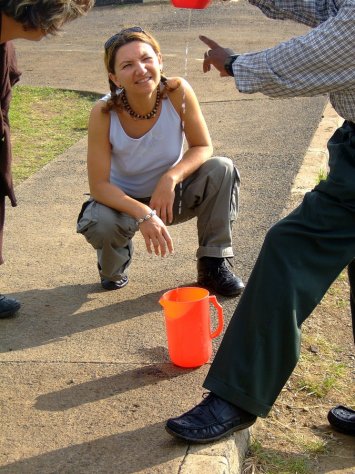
209, 295, 224, 339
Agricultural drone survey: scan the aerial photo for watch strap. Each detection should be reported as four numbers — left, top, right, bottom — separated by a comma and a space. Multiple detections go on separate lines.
224, 54, 239, 77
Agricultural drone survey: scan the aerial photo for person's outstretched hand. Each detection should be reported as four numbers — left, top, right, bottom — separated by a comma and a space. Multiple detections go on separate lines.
139, 214, 174, 257
199, 35, 236, 76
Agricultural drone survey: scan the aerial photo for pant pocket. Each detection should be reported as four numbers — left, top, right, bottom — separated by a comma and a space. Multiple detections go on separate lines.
76, 199, 98, 234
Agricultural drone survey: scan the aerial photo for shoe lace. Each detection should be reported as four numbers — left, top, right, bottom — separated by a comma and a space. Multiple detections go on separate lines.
214, 258, 235, 283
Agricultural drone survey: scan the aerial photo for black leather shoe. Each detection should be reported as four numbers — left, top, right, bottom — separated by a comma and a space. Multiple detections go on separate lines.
165, 393, 256, 443
328, 405, 355, 436
0, 294, 21, 318
101, 275, 129, 291
197, 257, 244, 297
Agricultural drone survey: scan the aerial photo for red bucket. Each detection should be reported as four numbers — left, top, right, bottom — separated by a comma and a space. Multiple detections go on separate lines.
171, 0, 211, 9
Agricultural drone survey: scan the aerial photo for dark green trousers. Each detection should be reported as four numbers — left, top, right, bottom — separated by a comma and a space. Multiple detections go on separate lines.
204, 121, 355, 417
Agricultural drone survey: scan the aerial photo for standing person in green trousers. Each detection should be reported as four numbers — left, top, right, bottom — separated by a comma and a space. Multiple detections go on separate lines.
166, 0, 355, 442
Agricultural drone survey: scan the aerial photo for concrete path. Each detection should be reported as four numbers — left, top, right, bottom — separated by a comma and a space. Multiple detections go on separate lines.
0, 2, 341, 473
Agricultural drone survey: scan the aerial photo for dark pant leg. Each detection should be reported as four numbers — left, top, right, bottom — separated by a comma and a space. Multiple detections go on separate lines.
204, 122, 355, 417
348, 259, 355, 343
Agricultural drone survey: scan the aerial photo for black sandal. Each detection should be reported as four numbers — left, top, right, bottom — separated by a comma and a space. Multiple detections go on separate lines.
327, 405, 355, 436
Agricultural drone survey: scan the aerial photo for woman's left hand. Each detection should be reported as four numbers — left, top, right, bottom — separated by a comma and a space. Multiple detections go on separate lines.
150, 176, 176, 224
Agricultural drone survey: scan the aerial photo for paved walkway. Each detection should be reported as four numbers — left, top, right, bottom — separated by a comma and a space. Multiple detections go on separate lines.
0, 2, 345, 473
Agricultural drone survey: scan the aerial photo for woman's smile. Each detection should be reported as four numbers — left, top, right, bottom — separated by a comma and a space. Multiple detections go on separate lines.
135, 75, 152, 85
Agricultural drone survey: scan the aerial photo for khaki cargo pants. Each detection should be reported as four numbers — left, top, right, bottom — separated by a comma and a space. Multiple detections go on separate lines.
77, 157, 240, 282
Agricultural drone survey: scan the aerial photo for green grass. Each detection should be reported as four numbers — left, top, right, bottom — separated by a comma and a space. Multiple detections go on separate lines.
245, 433, 329, 473
300, 438, 328, 455
316, 168, 328, 184
9, 85, 99, 184
296, 362, 346, 398
245, 439, 312, 474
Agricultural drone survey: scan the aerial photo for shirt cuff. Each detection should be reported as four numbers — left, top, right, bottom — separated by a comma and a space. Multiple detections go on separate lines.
233, 51, 272, 94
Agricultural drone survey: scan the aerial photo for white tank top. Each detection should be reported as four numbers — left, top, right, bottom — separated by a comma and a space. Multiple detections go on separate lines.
100, 95, 184, 198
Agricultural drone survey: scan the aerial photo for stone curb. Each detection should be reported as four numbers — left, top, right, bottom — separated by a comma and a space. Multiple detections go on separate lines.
182, 429, 251, 473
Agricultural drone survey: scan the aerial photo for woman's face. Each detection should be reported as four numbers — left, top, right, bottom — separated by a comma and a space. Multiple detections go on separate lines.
109, 40, 162, 96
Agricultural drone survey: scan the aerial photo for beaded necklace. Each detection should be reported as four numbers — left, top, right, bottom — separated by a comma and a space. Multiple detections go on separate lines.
121, 87, 161, 120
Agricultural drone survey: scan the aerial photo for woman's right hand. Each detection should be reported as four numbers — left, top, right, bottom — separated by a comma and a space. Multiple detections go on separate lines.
139, 214, 174, 257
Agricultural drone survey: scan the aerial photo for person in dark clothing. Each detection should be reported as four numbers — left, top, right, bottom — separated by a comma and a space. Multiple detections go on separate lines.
0, 0, 93, 319
0, 39, 20, 318
166, 0, 355, 443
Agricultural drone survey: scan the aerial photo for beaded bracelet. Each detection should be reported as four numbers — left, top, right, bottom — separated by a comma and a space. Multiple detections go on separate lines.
136, 209, 156, 225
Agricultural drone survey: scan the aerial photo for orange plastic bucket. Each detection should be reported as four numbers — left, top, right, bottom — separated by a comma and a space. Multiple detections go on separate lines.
171, 0, 211, 9
159, 287, 224, 368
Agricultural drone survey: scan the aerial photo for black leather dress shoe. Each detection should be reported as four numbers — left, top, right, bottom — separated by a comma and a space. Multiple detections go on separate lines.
165, 393, 256, 443
0, 294, 21, 318
328, 405, 355, 436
